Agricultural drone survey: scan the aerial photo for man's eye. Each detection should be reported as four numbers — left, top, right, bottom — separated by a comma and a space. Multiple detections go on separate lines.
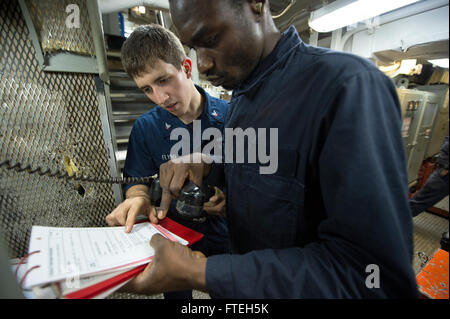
203, 34, 218, 47
159, 77, 169, 85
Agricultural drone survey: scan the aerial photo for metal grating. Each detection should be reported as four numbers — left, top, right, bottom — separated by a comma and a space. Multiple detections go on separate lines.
412, 212, 449, 275
0, 0, 116, 258
24, 0, 95, 56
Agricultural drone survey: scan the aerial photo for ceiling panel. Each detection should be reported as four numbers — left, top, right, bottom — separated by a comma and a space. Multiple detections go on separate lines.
374, 40, 450, 63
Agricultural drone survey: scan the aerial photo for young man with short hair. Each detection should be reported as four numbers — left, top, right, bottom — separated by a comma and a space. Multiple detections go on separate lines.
105, 24, 229, 298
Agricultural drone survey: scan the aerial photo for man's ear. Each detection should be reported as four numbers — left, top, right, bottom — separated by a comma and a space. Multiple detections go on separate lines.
182, 58, 193, 78
249, 0, 265, 16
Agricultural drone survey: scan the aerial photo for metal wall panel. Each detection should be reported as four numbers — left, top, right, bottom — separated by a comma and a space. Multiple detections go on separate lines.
397, 88, 426, 179
397, 88, 448, 183
416, 85, 449, 158
407, 92, 441, 182
0, 0, 116, 258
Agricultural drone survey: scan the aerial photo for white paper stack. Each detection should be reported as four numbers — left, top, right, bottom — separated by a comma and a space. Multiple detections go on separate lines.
16, 222, 189, 299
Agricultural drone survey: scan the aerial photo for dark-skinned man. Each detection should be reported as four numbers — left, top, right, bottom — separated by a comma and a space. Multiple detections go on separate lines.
121, 0, 418, 298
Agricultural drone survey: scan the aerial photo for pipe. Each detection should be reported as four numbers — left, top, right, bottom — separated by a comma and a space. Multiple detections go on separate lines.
273, 0, 296, 19
279, 9, 308, 32
99, 0, 169, 14
158, 10, 166, 28
339, 0, 449, 50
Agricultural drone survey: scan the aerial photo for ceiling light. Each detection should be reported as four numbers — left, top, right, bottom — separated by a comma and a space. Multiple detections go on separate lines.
138, 6, 146, 14
309, 0, 420, 33
428, 58, 449, 68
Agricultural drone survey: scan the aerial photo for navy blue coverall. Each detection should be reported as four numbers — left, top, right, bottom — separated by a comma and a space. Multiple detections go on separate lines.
205, 26, 418, 298
123, 85, 230, 257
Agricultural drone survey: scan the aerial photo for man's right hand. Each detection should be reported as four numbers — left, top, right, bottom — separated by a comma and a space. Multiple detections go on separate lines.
157, 153, 212, 220
106, 185, 158, 232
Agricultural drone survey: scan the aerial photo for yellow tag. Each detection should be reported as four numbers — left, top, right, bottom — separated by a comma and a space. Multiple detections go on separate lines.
63, 156, 79, 177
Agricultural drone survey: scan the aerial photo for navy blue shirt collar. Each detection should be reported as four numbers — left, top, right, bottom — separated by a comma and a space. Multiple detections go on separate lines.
159, 84, 225, 138
233, 26, 303, 97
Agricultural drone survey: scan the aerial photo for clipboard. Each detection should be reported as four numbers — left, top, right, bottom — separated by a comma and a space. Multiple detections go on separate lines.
15, 217, 204, 299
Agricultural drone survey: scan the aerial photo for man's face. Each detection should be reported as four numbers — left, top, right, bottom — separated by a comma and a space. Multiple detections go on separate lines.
170, 0, 264, 90
134, 59, 192, 117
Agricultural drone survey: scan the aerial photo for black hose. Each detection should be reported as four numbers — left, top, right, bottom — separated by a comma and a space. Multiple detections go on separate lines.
0, 159, 155, 185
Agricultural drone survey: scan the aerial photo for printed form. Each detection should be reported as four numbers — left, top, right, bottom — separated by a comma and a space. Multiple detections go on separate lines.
24, 222, 186, 289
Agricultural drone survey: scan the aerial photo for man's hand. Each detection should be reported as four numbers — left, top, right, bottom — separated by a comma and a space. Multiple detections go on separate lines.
120, 234, 207, 295
441, 169, 449, 177
106, 185, 158, 232
157, 153, 212, 220
204, 187, 226, 217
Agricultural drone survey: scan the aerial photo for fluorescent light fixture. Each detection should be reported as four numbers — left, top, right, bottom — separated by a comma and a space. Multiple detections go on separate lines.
428, 58, 449, 69
309, 0, 420, 33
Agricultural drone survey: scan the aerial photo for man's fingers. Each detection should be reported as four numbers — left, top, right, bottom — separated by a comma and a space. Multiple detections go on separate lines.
189, 170, 203, 188
158, 154, 208, 220
169, 170, 189, 197
149, 206, 159, 224
208, 195, 219, 203
119, 261, 154, 294
158, 162, 176, 218
192, 251, 206, 259
106, 204, 126, 226
115, 209, 127, 226
150, 233, 167, 250
157, 188, 171, 220
204, 199, 226, 216
105, 213, 115, 226
158, 163, 174, 190
203, 195, 219, 208
125, 205, 140, 233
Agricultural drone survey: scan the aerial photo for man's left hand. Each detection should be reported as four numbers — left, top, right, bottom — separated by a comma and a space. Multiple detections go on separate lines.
204, 187, 226, 217
120, 234, 207, 295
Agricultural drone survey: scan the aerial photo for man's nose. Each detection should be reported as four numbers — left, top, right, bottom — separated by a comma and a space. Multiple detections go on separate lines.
152, 88, 169, 106
197, 49, 214, 75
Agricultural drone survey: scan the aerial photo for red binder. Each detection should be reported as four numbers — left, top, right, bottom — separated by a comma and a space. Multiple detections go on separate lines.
19, 218, 204, 299
64, 264, 148, 299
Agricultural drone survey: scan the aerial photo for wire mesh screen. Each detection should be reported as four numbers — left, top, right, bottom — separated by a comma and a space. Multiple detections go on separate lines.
24, 0, 96, 56
0, 0, 116, 258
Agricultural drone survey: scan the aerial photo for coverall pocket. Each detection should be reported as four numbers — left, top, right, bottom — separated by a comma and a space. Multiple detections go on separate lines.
240, 166, 305, 249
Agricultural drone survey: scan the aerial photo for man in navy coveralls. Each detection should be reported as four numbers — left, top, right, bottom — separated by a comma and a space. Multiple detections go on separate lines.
410, 136, 449, 217
121, 0, 418, 298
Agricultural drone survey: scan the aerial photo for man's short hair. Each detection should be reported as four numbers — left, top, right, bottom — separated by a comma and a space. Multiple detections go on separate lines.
121, 24, 186, 78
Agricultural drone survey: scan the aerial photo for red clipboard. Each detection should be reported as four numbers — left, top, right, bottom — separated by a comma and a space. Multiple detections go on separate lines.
20, 218, 204, 299
64, 263, 149, 299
